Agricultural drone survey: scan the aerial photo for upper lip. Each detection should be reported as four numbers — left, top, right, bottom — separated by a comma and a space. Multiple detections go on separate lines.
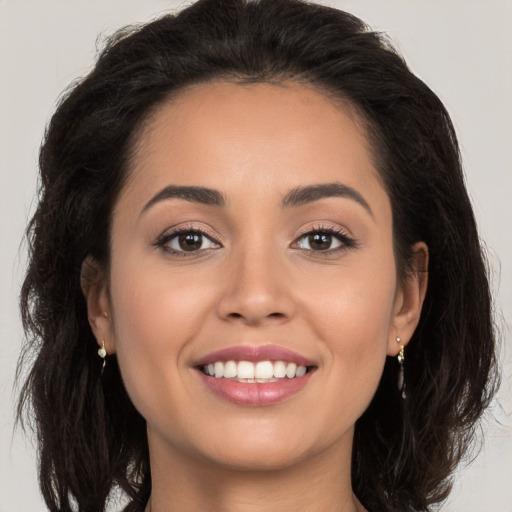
193, 345, 316, 367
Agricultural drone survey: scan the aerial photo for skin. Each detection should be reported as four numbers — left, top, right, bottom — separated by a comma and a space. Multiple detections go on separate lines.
83, 81, 428, 512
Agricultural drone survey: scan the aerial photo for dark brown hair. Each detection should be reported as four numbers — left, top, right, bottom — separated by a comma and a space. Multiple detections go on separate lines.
17, 1, 498, 511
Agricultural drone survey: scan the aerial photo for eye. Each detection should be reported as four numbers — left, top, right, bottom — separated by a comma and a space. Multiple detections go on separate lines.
296, 232, 342, 251
293, 225, 355, 253
156, 228, 221, 255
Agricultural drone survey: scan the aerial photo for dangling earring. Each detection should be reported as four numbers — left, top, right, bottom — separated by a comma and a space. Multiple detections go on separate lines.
97, 312, 109, 374
98, 339, 107, 373
396, 337, 406, 399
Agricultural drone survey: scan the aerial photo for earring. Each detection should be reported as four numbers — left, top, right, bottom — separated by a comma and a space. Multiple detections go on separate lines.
98, 339, 107, 373
97, 313, 109, 374
396, 337, 406, 399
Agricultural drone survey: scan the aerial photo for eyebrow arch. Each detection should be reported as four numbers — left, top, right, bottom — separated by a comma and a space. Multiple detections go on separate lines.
281, 182, 373, 217
141, 185, 226, 215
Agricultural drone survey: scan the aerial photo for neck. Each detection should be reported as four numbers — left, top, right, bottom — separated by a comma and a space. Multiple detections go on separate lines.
144, 428, 366, 512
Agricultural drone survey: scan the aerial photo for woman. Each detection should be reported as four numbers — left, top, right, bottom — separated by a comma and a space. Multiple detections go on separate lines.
16, 0, 498, 511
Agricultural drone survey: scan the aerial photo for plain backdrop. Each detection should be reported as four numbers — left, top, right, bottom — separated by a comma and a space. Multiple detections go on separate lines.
1, 1, 511, 511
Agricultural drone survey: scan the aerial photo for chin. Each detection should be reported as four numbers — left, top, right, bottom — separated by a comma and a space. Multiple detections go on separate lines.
204, 444, 311, 473
189, 420, 350, 473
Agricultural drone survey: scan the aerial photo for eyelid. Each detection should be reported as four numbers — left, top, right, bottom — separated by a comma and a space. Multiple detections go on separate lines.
294, 222, 353, 240
291, 223, 357, 253
158, 222, 222, 240
154, 223, 223, 254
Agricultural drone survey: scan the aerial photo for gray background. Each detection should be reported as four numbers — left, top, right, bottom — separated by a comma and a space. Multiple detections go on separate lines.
1, 1, 511, 510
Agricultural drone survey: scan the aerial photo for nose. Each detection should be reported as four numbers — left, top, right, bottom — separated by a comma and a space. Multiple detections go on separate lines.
216, 244, 295, 327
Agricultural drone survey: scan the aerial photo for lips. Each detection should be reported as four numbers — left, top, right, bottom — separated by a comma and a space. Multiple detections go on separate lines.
193, 345, 317, 406
195, 345, 315, 367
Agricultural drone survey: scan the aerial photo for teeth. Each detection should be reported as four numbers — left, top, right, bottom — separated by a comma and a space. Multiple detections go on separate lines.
273, 361, 286, 378
214, 361, 224, 378
223, 360, 237, 378
237, 361, 254, 379
296, 365, 307, 377
285, 363, 297, 378
202, 360, 309, 380
255, 361, 274, 379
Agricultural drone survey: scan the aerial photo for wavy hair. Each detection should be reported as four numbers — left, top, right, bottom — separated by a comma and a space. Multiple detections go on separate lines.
17, 1, 498, 511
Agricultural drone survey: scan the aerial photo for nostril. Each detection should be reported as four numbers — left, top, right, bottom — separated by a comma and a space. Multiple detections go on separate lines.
225, 311, 287, 323
230, 312, 283, 318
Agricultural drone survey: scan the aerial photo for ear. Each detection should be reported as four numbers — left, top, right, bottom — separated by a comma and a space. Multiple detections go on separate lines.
387, 242, 429, 356
80, 255, 116, 355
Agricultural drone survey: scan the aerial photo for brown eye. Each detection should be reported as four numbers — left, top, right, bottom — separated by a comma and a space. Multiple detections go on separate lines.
159, 229, 220, 254
295, 230, 344, 252
178, 232, 203, 251
308, 233, 334, 251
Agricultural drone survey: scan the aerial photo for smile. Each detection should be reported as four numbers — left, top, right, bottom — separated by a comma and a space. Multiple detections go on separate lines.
194, 346, 317, 406
200, 360, 311, 382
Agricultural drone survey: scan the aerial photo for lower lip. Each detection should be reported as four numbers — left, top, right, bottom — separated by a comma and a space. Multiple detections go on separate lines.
197, 371, 313, 406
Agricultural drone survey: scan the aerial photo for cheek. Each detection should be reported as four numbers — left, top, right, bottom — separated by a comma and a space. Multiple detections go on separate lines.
301, 250, 397, 340
107, 254, 218, 417
109, 241, 219, 343
298, 251, 397, 402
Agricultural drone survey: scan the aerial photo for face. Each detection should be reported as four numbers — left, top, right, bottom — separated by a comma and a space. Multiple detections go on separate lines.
87, 81, 424, 472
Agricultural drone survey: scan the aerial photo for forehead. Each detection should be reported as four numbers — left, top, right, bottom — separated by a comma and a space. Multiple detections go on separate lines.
121, 80, 387, 212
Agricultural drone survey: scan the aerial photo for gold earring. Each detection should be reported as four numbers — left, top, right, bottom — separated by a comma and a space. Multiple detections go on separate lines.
396, 337, 406, 399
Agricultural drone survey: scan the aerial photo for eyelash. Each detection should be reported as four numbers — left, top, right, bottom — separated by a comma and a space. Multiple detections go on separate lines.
153, 225, 221, 257
154, 224, 357, 257
292, 224, 357, 256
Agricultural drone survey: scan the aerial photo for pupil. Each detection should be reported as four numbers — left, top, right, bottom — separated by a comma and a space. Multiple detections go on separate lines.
179, 233, 202, 251
309, 233, 331, 250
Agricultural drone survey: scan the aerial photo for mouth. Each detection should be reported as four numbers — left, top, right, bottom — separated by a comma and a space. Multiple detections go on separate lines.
194, 345, 317, 406
198, 360, 316, 383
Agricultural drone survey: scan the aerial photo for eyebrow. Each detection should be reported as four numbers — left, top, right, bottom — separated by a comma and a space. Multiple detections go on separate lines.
141, 181, 372, 217
141, 185, 226, 214
282, 182, 373, 217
